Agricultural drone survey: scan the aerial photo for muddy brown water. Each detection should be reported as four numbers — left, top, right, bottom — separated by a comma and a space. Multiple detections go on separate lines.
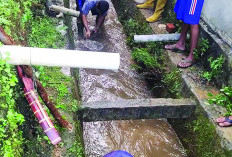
69, 0, 187, 156
83, 119, 186, 157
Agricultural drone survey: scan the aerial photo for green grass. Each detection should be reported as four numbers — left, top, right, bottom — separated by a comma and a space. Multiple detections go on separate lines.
0, 58, 25, 156
27, 17, 65, 48
0, 0, 81, 156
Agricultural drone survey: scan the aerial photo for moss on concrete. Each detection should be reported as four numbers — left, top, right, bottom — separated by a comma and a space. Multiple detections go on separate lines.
169, 104, 232, 157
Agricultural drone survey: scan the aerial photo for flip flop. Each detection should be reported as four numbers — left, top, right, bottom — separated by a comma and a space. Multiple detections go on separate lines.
217, 117, 232, 127
177, 59, 195, 68
216, 116, 232, 123
164, 44, 185, 52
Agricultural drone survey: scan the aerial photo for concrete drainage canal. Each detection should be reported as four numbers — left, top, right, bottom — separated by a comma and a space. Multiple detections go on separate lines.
2, 0, 231, 156
46, 0, 198, 156
61, 0, 196, 156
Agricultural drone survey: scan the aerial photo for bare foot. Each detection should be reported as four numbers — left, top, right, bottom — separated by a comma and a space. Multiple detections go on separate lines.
216, 116, 232, 127
216, 116, 232, 123
218, 121, 232, 127
165, 44, 185, 51
177, 59, 195, 68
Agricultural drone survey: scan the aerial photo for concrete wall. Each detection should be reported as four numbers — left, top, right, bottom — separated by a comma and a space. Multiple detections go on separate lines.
201, 0, 232, 47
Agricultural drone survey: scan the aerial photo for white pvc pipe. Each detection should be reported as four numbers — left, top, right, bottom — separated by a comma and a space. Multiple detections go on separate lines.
0, 46, 120, 70
49, 5, 80, 17
134, 34, 182, 43
132, 0, 146, 3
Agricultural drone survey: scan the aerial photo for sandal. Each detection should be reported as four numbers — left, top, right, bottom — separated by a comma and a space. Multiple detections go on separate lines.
217, 117, 232, 127
165, 44, 185, 52
177, 59, 195, 68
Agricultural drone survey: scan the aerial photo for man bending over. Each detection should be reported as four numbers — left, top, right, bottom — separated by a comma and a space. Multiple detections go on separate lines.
76, 0, 109, 38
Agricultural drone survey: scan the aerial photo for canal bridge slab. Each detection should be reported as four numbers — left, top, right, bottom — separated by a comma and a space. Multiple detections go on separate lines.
79, 98, 196, 122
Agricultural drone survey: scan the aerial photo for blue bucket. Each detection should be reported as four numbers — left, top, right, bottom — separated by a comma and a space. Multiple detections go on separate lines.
103, 150, 133, 157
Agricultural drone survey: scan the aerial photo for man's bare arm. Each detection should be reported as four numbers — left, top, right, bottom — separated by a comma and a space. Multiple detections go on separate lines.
81, 14, 91, 38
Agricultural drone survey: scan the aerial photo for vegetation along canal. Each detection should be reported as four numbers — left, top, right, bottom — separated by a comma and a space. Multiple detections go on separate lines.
1, 0, 231, 156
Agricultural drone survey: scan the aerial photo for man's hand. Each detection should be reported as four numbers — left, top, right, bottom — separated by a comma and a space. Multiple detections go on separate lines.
81, 14, 91, 39
92, 27, 99, 34
85, 29, 91, 38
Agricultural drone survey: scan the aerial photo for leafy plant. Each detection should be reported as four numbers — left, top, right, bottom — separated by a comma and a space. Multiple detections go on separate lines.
163, 70, 182, 98
68, 141, 83, 157
123, 18, 152, 48
36, 67, 80, 112
146, 42, 163, 56
34, 66, 49, 86
0, 0, 34, 41
132, 48, 161, 69
0, 58, 25, 156
208, 86, 232, 116
27, 17, 65, 48
130, 63, 143, 71
194, 38, 210, 60
202, 55, 224, 82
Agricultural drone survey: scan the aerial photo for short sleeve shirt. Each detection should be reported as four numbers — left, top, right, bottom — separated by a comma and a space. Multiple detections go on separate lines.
80, 0, 108, 16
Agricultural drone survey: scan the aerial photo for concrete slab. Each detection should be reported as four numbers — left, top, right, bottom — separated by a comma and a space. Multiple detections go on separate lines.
79, 98, 195, 121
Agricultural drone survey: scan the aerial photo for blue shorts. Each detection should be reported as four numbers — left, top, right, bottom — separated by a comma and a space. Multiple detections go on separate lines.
174, 0, 204, 25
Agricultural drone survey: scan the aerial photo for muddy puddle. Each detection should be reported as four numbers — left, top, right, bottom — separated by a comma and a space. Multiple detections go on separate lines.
69, 0, 186, 156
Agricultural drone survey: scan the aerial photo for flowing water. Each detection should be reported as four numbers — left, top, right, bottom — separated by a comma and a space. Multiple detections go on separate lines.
83, 119, 186, 157
70, 0, 187, 156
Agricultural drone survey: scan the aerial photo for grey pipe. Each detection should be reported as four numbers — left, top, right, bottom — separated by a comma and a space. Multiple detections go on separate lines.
134, 34, 184, 43
49, 5, 80, 17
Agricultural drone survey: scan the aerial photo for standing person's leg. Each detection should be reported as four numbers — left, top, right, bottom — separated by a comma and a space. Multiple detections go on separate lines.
177, 24, 199, 68
165, 23, 189, 51
188, 24, 199, 59
146, 0, 168, 22
165, 0, 204, 68
76, 0, 84, 37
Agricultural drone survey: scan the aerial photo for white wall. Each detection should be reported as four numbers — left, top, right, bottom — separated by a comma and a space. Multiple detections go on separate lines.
201, 0, 232, 46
